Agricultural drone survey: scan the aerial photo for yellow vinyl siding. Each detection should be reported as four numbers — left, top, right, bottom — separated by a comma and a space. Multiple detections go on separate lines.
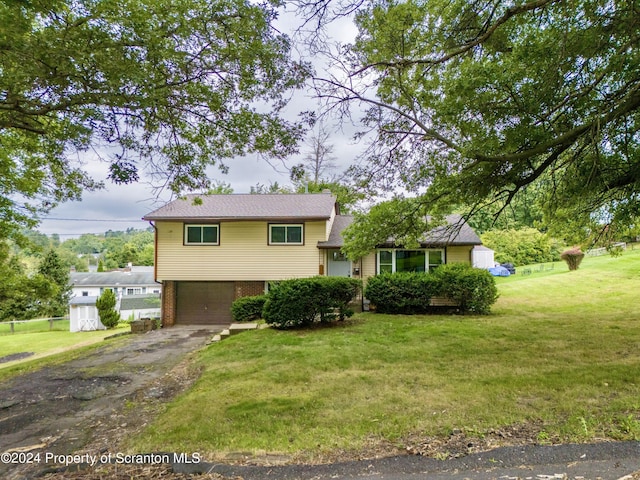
326, 207, 336, 240
446, 246, 473, 264
361, 252, 377, 280
156, 221, 327, 281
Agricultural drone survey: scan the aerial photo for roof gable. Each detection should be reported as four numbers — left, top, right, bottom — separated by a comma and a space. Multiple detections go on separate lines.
143, 193, 337, 221
318, 214, 482, 249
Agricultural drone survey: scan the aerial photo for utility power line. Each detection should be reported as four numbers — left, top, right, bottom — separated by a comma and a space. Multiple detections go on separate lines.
41, 217, 144, 222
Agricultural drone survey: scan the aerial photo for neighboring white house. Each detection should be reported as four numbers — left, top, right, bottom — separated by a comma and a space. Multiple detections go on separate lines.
70, 269, 160, 300
68, 269, 161, 332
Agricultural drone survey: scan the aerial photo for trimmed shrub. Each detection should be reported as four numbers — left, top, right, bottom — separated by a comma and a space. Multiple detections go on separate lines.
364, 272, 437, 314
231, 295, 267, 322
365, 264, 498, 315
431, 263, 499, 314
263, 277, 361, 329
96, 289, 120, 328
560, 247, 585, 271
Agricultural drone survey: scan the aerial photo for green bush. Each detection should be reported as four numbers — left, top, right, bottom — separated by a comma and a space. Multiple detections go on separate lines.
263, 277, 361, 329
364, 272, 437, 314
431, 263, 499, 314
365, 264, 498, 315
96, 289, 120, 328
231, 295, 267, 322
481, 228, 560, 266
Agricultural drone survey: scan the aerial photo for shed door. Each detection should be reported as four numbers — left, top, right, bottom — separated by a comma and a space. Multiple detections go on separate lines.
176, 282, 234, 325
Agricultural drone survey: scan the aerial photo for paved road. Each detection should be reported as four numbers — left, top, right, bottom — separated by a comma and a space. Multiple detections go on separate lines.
179, 442, 640, 480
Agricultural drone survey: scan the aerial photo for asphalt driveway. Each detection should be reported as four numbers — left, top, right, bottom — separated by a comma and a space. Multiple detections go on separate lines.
0, 326, 221, 479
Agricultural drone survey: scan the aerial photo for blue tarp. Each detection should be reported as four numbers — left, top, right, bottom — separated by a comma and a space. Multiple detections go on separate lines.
488, 266, 511, 277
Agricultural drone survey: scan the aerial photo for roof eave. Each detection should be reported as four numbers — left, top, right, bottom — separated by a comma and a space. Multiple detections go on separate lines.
143, 215, 332, 222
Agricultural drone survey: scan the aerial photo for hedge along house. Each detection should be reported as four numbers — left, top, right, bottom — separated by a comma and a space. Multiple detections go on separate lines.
143, 193, 482, 327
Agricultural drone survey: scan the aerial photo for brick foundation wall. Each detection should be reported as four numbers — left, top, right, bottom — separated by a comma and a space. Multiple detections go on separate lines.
161, 280, 177, 327
234, 281, 265, 300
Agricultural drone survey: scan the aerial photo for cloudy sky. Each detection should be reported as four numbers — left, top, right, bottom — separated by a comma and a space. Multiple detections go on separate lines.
37, 12, 362, 238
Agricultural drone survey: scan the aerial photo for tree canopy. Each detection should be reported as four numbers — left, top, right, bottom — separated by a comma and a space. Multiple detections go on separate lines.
314, 0, 640, 246
1, 0, 310, 240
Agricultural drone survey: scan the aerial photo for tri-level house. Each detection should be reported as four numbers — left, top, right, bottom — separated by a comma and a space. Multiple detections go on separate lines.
143, 192, 482, 327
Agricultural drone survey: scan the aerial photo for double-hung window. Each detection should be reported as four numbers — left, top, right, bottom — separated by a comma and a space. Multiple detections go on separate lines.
269, 224, 303, 245
377, 249, 444, 274
184, 224, 219, 245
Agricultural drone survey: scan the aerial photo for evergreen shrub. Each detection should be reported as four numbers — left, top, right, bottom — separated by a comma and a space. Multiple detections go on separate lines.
96, 289, 120, 328
431, 263, 498, 314
263, 277, 361, 329
364, 272, 437, 314
231, 294, 267, 322
365, 264, 498, 315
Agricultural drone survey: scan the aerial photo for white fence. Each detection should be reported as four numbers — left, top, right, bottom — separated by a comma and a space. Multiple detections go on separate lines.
585, 242, 627, 257
0, 316, 69, 334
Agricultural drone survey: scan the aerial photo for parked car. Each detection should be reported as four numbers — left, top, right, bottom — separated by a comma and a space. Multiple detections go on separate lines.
500, 262, 516, 275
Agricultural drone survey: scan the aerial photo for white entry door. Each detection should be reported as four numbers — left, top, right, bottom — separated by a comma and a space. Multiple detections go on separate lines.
327, 249, 352, 277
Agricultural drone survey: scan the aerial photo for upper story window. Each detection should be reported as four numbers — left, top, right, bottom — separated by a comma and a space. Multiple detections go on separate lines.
184, 224, 219, 245
377, 249, 444, 274
269, 224, 303, 245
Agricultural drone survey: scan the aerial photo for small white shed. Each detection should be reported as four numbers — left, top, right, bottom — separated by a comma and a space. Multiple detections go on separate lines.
69, 296, 106, 332
472, 245, 495, 269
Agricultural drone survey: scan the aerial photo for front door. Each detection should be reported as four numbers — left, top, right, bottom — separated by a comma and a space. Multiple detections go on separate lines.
327, 249, 351, 277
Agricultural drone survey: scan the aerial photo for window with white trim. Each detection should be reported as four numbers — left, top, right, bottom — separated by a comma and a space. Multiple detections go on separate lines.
269, 224, 303, 245
184, 224, 219, 245
376, 249, 444, 274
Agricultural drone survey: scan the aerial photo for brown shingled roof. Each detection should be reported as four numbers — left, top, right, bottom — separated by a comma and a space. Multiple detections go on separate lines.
318, 214, 481, 248
143, 193, 337, 221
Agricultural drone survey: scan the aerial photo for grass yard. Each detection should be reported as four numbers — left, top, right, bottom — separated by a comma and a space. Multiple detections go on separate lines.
128, 248, 640, 461
0, 317, 71, 334
0, 323, 129, 379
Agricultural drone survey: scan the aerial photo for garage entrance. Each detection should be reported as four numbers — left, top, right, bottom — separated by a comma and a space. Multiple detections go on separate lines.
175, 282, 234, 325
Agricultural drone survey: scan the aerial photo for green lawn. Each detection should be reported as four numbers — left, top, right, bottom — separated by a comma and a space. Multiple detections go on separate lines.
0, 323, 129, 377
0, 317, 71, 335
125, 249, 639, 460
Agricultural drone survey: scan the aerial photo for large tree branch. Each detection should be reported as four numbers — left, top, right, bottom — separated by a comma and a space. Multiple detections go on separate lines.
352, 0, 560, 76
314, 76, 462, 151
474, 85, 640, 163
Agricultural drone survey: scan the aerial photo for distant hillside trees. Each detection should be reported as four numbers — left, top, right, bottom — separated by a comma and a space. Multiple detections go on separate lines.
58, 228, 154, 270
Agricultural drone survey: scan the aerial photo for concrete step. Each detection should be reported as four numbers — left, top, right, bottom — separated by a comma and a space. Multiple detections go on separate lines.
229, 323, 258, 335
208, 323, 259, 344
